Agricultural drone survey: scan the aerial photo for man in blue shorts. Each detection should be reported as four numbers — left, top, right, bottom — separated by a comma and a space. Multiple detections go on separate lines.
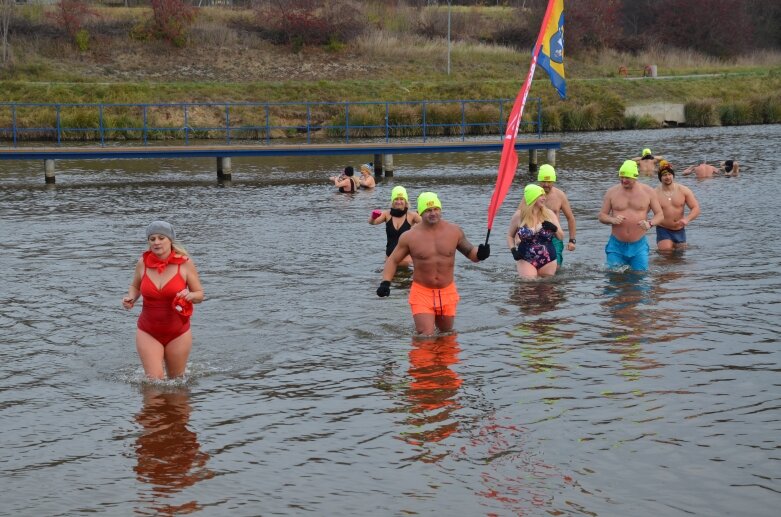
598, 160, 664, 271
654, 160, 700, 250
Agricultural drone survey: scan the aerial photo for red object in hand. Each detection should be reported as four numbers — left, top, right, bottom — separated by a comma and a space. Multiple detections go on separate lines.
371, 209, 382, 220
172, 296, 194, 318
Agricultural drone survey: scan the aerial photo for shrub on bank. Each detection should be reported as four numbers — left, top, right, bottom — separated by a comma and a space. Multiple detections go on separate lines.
624, 115, 662, 130
596, 93, 626, 130
719, 101, 755, 125
750, 95, 781, 124
685, 100, 720, 127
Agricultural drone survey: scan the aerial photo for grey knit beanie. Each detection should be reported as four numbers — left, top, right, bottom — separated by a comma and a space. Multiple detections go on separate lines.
145, 220, 175, 241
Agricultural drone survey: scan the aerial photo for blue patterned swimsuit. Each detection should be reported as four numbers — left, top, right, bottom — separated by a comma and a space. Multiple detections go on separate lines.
516, 225, 557, 269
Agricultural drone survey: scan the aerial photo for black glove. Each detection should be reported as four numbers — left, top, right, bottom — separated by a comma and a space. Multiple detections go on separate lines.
476, 243, 490, 261
541, 221, 558, 233
376, 280, 391, 297
511, 247, 523, 261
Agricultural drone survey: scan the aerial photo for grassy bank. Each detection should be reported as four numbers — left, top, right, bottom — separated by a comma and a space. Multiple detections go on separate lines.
2, 71, 779, 141
1, 5, 780, 141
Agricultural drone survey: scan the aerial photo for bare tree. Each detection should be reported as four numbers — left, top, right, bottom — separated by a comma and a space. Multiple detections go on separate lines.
0, 0, 12, 65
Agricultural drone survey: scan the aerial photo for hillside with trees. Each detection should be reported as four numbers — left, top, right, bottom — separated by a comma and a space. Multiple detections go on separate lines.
1, 0, 779, 134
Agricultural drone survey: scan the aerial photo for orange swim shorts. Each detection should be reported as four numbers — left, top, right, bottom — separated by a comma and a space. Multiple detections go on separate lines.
408, 281, 460, 316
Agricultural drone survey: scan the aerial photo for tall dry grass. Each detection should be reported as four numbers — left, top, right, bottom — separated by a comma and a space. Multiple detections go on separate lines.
577, 46, 781, 77
356, 31, 519, 66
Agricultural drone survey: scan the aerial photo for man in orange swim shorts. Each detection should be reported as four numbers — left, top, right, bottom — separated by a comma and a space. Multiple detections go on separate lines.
376, 192, 490, 335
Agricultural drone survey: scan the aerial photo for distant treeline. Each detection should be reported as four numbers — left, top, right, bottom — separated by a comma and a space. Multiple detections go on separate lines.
6, 0, 781, 58
7, 1, 781, 57
552, 0, 781, 58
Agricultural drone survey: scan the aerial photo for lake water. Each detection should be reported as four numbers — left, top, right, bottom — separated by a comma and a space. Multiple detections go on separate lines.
1, 125, 779, 516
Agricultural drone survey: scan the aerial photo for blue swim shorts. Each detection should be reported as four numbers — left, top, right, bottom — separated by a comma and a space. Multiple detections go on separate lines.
605, 235, 650, 271
656, 225, 686, 244
552, 236, 564, 266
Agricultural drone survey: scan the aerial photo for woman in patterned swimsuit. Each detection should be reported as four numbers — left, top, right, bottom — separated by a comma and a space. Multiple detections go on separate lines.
506, 184, 564, 279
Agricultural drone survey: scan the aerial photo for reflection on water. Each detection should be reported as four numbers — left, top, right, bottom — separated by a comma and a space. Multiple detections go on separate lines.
459, 417, 572, 515
510, 280, 568, 318
134, 386, 213, 515
398, 335, 462, 458
602, 272, 664, 381
509, 281, 572, 376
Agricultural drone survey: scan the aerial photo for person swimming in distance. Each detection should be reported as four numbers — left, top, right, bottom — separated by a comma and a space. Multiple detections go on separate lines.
631, 148, 666, 176
720, 160, 740, 176
358, 163, 376, 189
329, 166, 359, 193
681, 161, 719, 179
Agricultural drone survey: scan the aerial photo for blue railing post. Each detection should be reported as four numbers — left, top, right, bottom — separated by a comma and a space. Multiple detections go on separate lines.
461, 100, 466, 141
143, 105, 148, 145
225, 104, 230, 144
422, 101, 427, 142
56, 105, 61, 146
499, 100, 505, 140
184, 104, 189, 145
345, 102, 350, 144
385, 102, 390, 142
11, 104, 16, 147
99, 104, 105, 146
306, 103, 311, 144
537, 97, 542, 137
264, 104, 270, 145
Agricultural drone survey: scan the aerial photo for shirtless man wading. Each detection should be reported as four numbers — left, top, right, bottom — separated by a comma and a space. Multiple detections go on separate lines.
654, 160, 701, 250
598, 160, 664, 271
376, 192, 490, 335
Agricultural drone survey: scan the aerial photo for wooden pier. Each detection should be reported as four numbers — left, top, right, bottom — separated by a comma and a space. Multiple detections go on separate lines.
0, 139, 561, 183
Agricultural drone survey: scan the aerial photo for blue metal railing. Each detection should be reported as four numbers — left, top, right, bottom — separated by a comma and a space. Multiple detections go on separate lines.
0, 98, 544, 147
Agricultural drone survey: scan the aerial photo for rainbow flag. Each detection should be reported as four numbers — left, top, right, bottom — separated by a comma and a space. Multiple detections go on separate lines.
485, 0, 564, 234
537, 0, 566, 99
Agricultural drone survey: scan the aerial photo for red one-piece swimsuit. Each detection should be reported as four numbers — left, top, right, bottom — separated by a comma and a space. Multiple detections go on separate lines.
137, 255, 190, 346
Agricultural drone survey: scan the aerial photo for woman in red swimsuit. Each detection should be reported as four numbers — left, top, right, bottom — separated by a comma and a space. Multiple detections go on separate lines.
122, 221, 204, 380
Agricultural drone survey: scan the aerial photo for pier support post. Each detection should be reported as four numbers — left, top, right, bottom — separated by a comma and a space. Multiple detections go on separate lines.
373, 154, 383, 177
529, 150, 538, 173
382, 154, 394, 177
44, 159, 56, 184
217, 157, 232, 181
546, 149, 556, 167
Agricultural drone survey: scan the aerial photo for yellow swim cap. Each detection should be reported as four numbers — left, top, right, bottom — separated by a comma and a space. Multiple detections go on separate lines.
524, 184, 545, 206
642, 148, 652, 157
537, 164, 557, 182
619, 160, 639, 178
417, 192, 442, 214
390, 186, 408, 203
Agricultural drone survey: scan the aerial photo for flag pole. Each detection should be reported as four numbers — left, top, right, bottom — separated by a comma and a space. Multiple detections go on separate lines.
484, 0, 559, 245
